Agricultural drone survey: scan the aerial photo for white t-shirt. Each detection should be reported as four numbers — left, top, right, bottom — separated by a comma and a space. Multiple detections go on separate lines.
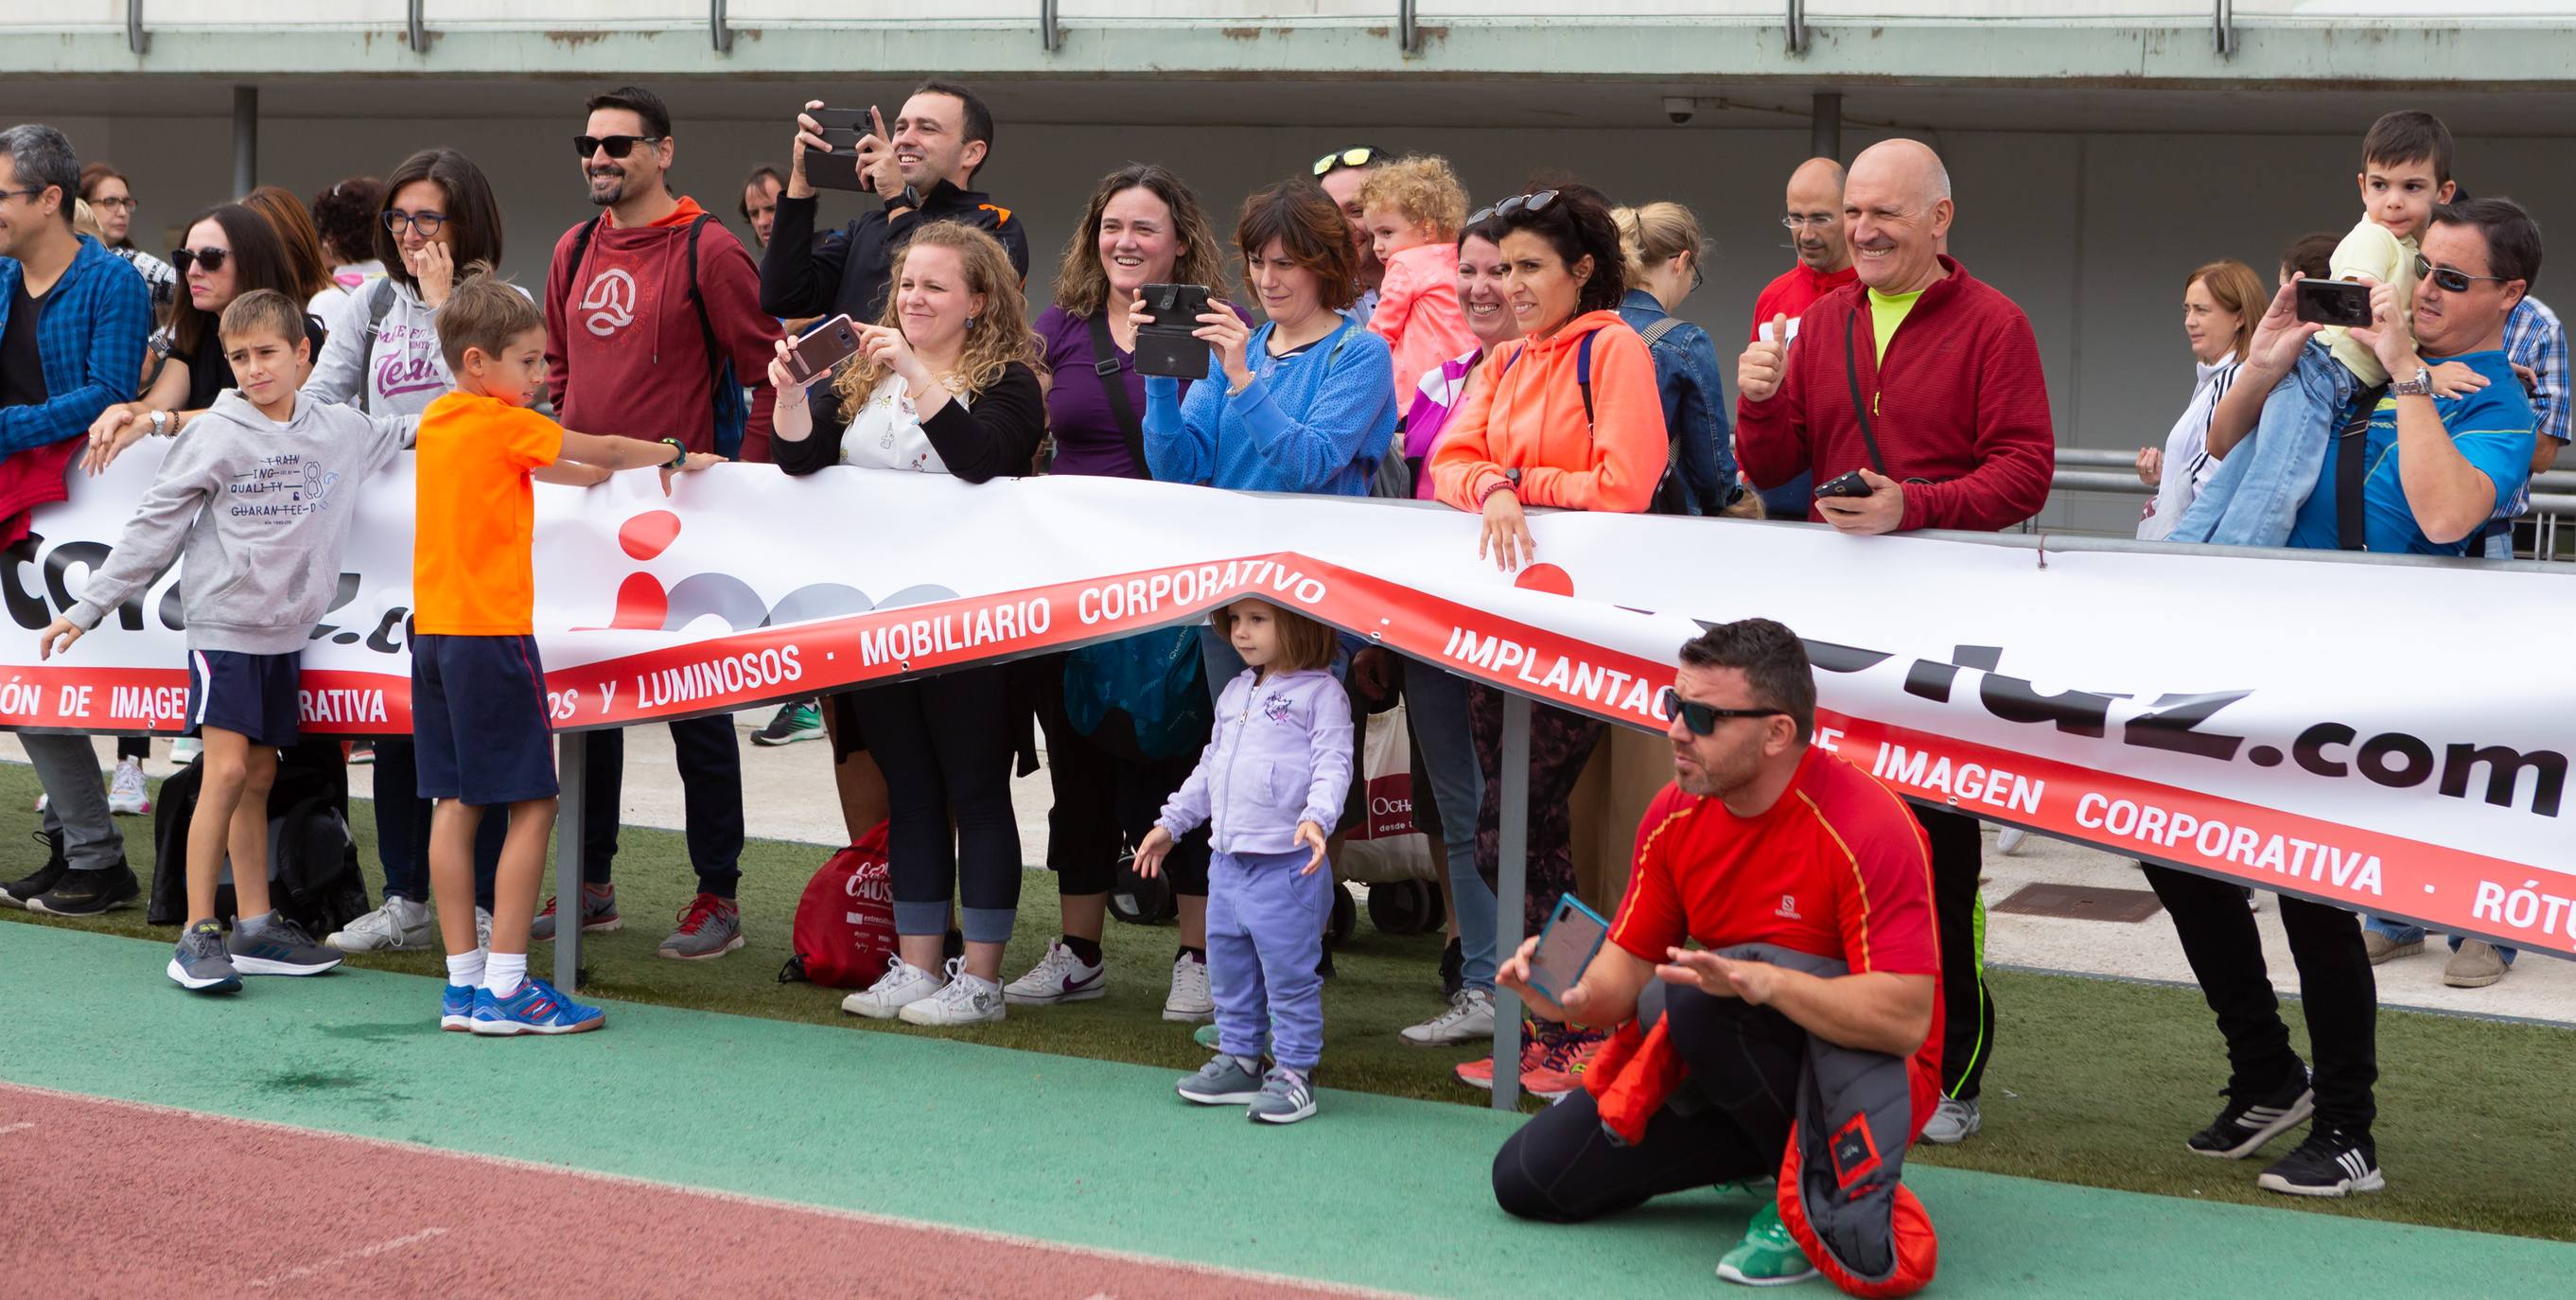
836, 371, 969, 474
2138, 358, 2241, 541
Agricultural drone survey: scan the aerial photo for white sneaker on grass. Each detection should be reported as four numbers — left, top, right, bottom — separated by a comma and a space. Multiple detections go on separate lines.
899, 957, 1005, 1026
108, 756, 151, 816
841, 957, 939, 1019
1399, 988, 1496, 1046
327, 895, 435, 952
1164, 953, 1214, 1022
1004, 940, 1106, 1006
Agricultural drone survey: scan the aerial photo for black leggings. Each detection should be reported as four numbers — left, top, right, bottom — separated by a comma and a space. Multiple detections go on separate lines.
1913, 807, 1995, 1102
850, 668, 1022, 944
1493, 985, 1804, 1222
1019, 653, 1210, 899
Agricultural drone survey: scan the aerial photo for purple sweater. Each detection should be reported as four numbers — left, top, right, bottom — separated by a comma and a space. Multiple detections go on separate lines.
1157, 667, 1354, 855
1037, 302, 1245, 479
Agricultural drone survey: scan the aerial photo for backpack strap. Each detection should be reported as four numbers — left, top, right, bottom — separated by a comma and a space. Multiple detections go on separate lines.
355, 277, 398, 414
1575, 330, 1595, 428
1085, 310, 1149, 476
682, 213, 723, 380
1638, 316, 1685, 349
2334, 390, 2385, 551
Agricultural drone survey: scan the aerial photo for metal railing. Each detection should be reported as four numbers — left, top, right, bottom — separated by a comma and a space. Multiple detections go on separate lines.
2045, 447, 2574, 559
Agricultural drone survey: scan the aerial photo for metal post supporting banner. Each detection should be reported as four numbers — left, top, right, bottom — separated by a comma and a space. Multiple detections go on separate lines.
229, 86, 256, 199
1488, 693, 1532, 1112
553, 733, 587, 993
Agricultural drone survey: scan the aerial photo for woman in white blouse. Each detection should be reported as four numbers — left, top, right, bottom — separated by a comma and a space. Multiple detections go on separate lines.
768, 221, 1046, 1029
2136, 259, 2263, 540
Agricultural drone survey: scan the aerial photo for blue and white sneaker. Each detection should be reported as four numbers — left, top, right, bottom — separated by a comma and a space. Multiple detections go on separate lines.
468, 977, 605, 1036
440, 983, 477, 1032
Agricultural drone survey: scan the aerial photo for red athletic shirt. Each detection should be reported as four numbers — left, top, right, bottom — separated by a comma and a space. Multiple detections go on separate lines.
1608, 748, 1944, 1124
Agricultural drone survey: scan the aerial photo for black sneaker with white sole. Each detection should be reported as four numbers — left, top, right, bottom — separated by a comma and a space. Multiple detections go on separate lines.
26, 858, 140, 916
0, 829, 67, 907
2187, 1071, 2315, 1159
2257, 1126, 2384, 1197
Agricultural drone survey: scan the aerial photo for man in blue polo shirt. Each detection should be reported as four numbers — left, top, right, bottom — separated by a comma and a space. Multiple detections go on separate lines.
2286, 197, 2539, 554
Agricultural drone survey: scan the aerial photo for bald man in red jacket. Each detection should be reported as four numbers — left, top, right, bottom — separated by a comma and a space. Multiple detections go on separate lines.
1732, 139, 2055, 1145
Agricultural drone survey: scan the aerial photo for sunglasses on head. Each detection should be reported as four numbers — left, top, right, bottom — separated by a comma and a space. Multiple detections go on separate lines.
2412, 253, 2515, 294
1658, 686, 1785, 737
1466, 189, 1560, 228
170, 246, 228, 275
1311, 147, 1384, 177
573, 133, 664, 160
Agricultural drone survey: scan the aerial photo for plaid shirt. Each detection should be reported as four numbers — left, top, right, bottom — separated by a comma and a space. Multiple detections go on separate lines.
0, 234, 149, 458
2497, 293, 2567, 519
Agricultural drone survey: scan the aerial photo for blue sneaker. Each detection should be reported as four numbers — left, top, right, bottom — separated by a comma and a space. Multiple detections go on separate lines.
441, 983, 476, 1032
468, 977, 605, 1036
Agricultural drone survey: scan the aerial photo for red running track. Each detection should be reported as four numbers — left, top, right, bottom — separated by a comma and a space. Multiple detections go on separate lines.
0, 1083, 1420, 1300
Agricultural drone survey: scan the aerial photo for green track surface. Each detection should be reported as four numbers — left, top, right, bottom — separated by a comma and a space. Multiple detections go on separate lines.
4, 759, 2573, 1255
3, 921, 2572, 1299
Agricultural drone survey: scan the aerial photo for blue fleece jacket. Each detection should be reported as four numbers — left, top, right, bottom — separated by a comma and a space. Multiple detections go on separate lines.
1141, 315, 1395, 497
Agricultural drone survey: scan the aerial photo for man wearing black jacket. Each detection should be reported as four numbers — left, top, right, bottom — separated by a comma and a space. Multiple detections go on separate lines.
762, 79, 1028, 425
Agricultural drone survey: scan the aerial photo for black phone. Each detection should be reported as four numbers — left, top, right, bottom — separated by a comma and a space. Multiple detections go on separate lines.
1526, 895, 1611, 1008
803, 107, 880, 194
785, 314, 863, 385
1814, 468, 1874, 499
2294, 277, 2374, 329
1134, 282, 1217, 379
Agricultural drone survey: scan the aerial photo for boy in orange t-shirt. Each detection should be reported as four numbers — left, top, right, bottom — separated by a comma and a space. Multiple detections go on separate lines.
414, 276, 719, 1037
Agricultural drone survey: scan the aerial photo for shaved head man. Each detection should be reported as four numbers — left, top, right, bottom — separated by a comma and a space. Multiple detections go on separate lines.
1841, 139, 1953, 298
1784, 156, 1849, 275
1742, 156, 1864, 517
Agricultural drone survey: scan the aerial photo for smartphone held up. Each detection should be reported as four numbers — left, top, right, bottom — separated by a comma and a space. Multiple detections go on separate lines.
2293, 277, 2375, 329
785, 314, 864, 385
803, 105, 887, 194
1133, 283, 1218, 379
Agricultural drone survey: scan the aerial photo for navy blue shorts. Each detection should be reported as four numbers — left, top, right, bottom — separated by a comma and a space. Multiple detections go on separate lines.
186, 649, 301, 748
411, 633, 558, 806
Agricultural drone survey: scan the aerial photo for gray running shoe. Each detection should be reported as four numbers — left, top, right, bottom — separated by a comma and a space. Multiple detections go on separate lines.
1249, 1067, 1317, 1125
657, 894, 745, 961
167, 920, 242, 993
531, 885, 621, 940
1176, 1053, 1267, 1106
226, 914, 344, 976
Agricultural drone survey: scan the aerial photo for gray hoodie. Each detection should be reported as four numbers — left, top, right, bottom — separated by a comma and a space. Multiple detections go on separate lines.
67, 390, 409, 654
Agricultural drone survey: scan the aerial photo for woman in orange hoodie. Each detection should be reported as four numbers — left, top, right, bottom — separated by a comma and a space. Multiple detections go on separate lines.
1427, 184, 1667, 1099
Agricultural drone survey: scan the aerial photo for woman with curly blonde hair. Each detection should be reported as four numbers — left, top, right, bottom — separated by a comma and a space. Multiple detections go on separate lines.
769, 220, 1046, 1028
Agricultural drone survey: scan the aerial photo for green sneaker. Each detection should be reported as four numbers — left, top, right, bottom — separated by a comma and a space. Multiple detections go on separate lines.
1716, 1201, 1817, 1288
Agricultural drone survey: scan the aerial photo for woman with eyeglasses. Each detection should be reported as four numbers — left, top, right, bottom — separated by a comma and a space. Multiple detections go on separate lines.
1424, 183, 1667, 1098
301, 149, 512, 419
76, 163, 174, 317
1613, 202, 1743, 517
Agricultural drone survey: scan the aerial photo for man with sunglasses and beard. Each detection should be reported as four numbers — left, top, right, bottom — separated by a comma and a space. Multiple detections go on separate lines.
1489, 620, 1940, 1290
2136, 199, 2540, 1202
0, 124, 149, 915
539, 86, 783, 963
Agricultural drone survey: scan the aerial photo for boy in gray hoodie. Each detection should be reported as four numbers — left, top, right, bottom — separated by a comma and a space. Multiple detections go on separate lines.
39, 290, 407, 993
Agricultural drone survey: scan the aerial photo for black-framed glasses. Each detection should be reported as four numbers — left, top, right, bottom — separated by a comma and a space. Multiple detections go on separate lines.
1779, 213, 1838, 231
2413, 253, 2515, 294
1466, 189, 1560, 227
170, 246, 229, 275
1658, 686, 1785, 736
383, 209, 448, 236
574, 133, 664, 160
0, 187, 44, 205
1311, 146, 1385, 177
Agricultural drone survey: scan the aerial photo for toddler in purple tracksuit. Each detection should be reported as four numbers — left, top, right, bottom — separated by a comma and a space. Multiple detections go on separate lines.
1137, 597, 1353, 1124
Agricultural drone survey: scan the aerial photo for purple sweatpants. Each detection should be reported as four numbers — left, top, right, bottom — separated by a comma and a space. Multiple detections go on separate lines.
1206, 847, 1332, 1073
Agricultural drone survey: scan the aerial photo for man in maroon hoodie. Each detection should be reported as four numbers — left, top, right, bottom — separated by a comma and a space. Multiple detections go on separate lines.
1733, 137, 2057, 1148
540, 85, 782, 961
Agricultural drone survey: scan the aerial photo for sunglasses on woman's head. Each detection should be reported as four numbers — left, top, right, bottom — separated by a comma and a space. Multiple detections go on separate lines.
573, 133, 663, 160
1466, 189, 1561, 228
2412, 253, 2514, 294
1658, 686, 1785, 736
171, 247, 228, 275
1311, 147, 1383, 177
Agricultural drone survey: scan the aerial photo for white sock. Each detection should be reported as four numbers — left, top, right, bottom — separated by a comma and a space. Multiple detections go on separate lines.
446, 950, 486, 988
484, 951, 528, 998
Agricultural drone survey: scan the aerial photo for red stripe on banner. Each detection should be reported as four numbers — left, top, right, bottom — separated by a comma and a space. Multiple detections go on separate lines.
0, 666, 412, 733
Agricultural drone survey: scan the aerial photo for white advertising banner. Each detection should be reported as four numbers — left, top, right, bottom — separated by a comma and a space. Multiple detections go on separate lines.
5, 448, 2571, 954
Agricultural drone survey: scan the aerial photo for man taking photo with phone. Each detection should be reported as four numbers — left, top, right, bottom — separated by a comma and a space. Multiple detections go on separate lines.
760, 79, 1028, 426
1489, 619, 1940, 1291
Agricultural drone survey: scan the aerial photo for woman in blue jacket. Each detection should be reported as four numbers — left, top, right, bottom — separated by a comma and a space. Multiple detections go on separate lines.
1614, 202, 1740, 515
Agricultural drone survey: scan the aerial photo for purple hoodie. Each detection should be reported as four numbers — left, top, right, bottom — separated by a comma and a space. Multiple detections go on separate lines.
1157, 667, 1354, 855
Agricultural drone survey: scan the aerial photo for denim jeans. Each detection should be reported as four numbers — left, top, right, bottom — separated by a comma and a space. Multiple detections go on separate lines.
2168, 341, 2358, 547
1404, 659, 1494, 993
2364, 917, 2518, 966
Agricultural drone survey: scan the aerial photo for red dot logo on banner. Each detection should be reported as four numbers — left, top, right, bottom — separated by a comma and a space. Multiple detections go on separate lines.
1514, 563, 1574, 597
606, 572, 669, 630
620, 510, 682, 561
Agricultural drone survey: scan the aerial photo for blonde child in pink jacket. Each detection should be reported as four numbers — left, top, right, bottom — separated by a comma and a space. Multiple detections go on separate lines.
1360, 156, 1478, 401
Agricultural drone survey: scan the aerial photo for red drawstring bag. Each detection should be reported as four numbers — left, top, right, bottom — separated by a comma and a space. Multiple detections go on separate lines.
778, 821, 896, 989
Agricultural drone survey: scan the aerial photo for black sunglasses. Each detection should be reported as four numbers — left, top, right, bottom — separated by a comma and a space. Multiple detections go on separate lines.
1467, 189, 1560, 228
2412, 253, 2515, 295
170, 246, 228, 275
1659, 686, 1785, 736
574, 133, 664, 160
1312, 146, 1385, 177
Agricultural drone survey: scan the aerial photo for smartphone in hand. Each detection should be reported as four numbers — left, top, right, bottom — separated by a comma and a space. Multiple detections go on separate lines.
2294, 278, 2374, 328
1526, 895, 1611, 1008
804, 108, 876, 193
1134, 283, 1217, 379
1814, 468, 1874, 499
785, 314, 863, 384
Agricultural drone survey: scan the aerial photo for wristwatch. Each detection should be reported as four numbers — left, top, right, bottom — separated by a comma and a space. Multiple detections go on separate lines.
148, 410, 172, 437
659, 437, 688, 469
2391, 366, 2435, 397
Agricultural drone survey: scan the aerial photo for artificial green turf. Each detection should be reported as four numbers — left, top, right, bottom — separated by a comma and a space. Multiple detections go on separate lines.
5, 760, 2570, 1243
